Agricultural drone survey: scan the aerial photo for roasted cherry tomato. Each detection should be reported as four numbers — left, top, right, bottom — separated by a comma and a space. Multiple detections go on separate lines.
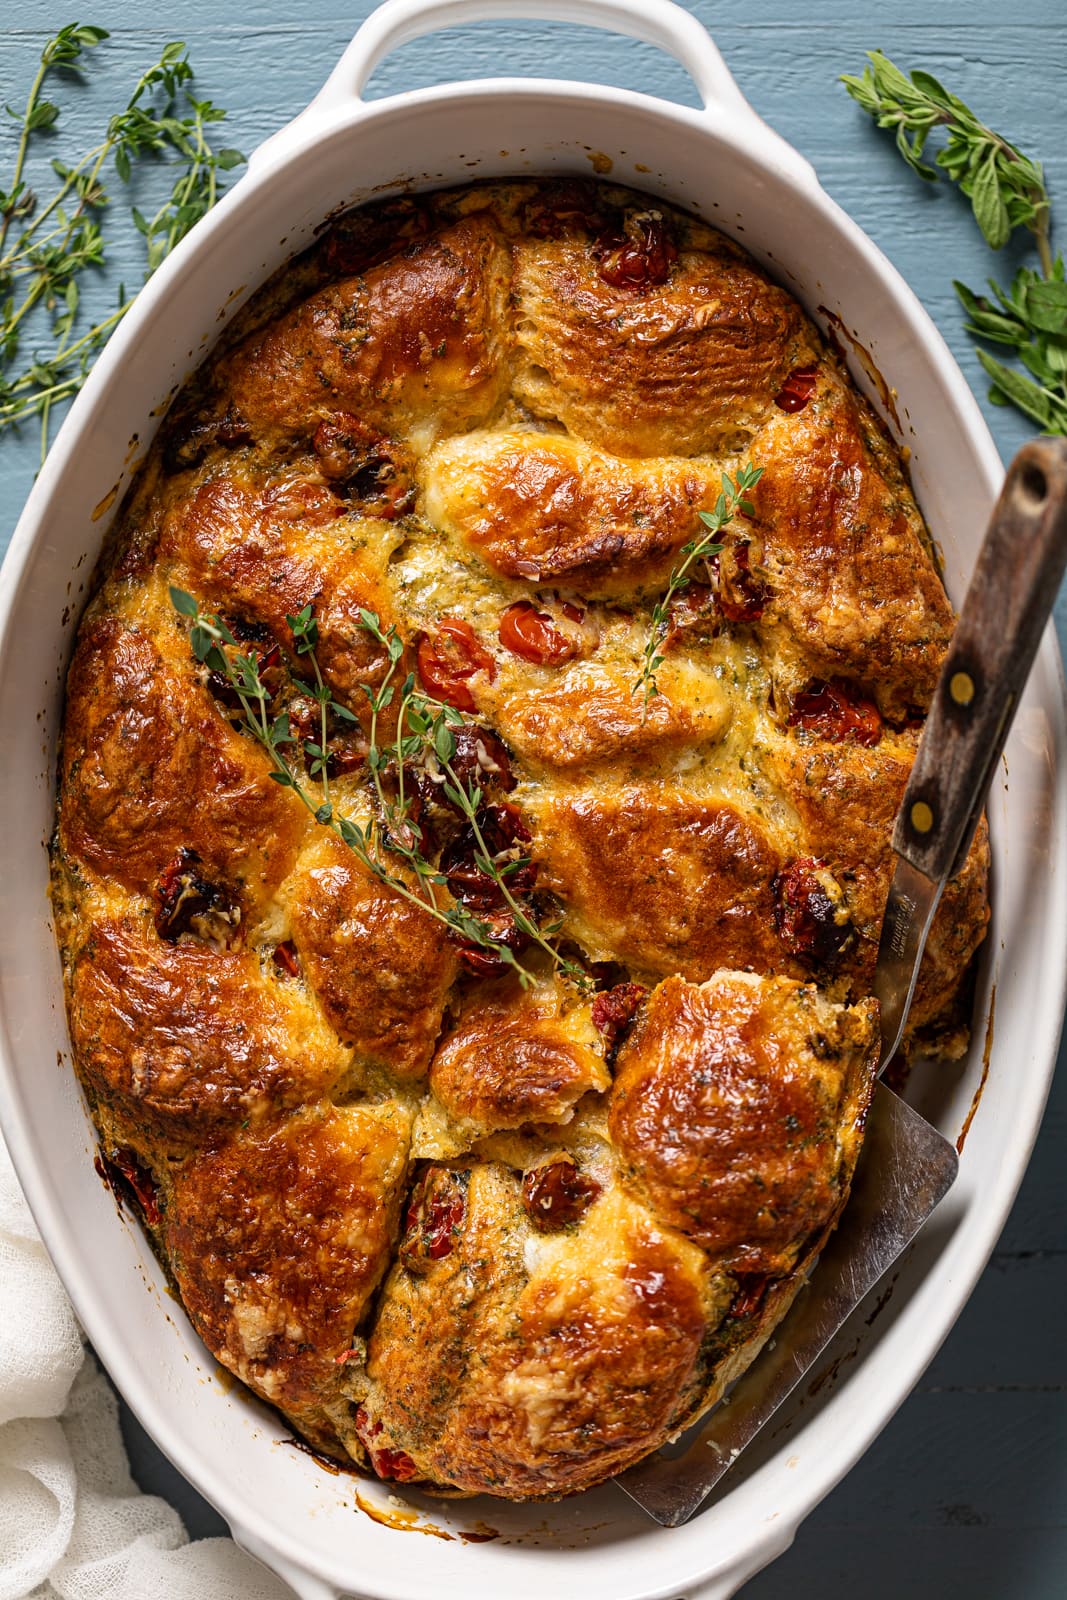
416, 618, 495, 712
773, 365, 819, 413
596, 211, 678, 289
498, 600, 583, 665
788, 678, 883, 747
522, 1156, 601, 1232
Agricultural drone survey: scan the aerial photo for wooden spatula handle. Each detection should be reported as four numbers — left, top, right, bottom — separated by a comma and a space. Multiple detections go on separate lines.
894, 437, 1067, 883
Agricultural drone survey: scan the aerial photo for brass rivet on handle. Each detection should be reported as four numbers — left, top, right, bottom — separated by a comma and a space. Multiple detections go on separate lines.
949, 670, 975, 706
910, 800, 935, 835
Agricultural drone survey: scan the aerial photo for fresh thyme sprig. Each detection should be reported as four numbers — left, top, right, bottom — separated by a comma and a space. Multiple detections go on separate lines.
0, 27, 243, 459
170, 588, 588, 992
842, 52, 1064, 435
633, 463, 764, 711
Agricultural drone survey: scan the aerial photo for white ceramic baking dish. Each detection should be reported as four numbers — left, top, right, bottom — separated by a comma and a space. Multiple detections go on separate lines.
1, 1, 1065, 1596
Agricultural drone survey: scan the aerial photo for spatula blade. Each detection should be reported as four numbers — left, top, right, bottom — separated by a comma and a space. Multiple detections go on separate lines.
614, 1082, 957, 1526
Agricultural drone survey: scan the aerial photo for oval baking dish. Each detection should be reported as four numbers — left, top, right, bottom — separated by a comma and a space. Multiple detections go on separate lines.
1, 2, 1065, 1597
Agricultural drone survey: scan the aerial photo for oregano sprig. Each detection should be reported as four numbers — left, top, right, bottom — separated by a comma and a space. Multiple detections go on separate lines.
0, 27, 244, 459
633, 463, 764, 711
842, 51, 1064, 435
841, 51, 1051, 266
170, 588, 588, 992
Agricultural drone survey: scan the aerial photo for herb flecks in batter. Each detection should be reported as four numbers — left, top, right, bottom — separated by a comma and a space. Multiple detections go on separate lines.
633, 462, 764, 713
170, 587, 587, 992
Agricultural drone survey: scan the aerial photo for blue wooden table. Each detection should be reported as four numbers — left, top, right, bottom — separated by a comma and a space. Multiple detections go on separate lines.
2, 3, 1064, 1594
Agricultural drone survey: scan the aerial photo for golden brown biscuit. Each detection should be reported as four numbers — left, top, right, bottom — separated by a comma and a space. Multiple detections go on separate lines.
512, 219, 812, 457
609, 974, 878, 1275
284, 834, 457, 1080
59, 616, 306, 908
165, 1105, 409, 1445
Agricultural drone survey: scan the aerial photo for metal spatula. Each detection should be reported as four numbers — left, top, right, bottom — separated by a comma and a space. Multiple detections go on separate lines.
616, 436, 1067, 1527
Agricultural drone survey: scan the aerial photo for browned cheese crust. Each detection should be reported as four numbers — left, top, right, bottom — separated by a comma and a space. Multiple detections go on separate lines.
52, 178, 989, 1501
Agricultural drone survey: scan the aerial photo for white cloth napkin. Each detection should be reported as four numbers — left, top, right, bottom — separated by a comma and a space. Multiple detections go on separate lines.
0, 1134, 291, 1600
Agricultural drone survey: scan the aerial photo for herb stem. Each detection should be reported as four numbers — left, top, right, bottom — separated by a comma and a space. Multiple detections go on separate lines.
1035, 205, 1054, 282
633, 464, 763, 712
0, 58, 50, 263
171, 592, 586, 990
1, 31, 243, 454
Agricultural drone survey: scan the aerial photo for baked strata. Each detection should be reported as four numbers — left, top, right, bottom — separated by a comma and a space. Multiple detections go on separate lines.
51, 179, 989, 1499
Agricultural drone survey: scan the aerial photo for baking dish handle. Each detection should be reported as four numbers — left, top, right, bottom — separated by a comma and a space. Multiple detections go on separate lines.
248, 0, 816, 189
312, 0, 751, 114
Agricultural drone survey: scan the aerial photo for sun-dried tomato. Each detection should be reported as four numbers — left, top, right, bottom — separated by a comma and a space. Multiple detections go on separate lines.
445, 724, 515, 795
155, 849, 241, 948
788, 678, 883, 747
713, 540, 770, 624
353, 1406, 420, 1482
454, 909, 532, 977
99, 1147, 162, 1227
666, 581, 718, 644
440, 803, 537, 973
522, 1157, 601, 1232
313, 413, 414, 519
324, 736, 366, 776
774, 857, 852, 969
596, 211, 678, 289
498, 599, 584, 666
216, 405, 252, 448
440, 804, 537, 910
207, 632, 282, 713
730, 1274, 771, 1320
285, 693, 366, 778
416, 619, 496, 712
224, 616, 272, 646
272, 940, 300, 977
163, 399, 251, 472
591, 982, 647, 1051
774, 365, 819, 413
400, 1167, 469, 1274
